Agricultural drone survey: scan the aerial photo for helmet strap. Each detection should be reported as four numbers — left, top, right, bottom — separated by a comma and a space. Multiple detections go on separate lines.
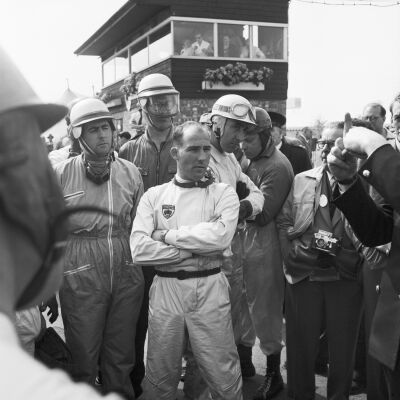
144, 110, 173, 131
214, 118, 227, 143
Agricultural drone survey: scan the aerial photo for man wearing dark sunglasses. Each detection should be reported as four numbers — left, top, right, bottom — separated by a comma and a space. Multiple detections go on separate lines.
0, 47, 122, 399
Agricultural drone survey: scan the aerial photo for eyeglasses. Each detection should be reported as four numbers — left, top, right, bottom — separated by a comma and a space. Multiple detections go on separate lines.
316, 140, 336, 150
364, 115, 380, 123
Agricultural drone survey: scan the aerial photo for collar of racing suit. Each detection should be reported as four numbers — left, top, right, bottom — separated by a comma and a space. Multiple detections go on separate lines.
173, 170, 214, 188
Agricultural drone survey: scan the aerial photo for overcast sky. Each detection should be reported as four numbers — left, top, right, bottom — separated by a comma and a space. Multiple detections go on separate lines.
1, 0, 400, 127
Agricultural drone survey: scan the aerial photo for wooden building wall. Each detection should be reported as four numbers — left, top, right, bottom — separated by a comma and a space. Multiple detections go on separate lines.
171, 59, 287, 101
138, 0, 288, 24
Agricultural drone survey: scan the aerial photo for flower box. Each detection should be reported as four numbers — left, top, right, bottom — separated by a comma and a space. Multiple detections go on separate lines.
201, 81, 265, 91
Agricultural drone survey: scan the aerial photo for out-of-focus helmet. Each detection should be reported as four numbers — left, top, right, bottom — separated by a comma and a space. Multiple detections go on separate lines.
199, 112, 212, 127
0, 46, 67, 134
137, 73, 180, 117
254, 107, 272, 129
69, 98, 115, 139
210, 94, 256, 125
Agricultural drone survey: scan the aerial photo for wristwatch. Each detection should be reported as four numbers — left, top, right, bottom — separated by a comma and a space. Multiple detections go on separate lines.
160, 230, 169, 244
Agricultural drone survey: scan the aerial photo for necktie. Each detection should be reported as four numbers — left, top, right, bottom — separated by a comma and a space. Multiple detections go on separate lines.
327, 174, 336, 218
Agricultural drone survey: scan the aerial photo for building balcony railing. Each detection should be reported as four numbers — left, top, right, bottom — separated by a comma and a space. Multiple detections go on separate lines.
102, 16, 288, 87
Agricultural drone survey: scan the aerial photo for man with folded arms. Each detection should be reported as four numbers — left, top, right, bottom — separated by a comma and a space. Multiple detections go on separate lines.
130, 121, 242, 400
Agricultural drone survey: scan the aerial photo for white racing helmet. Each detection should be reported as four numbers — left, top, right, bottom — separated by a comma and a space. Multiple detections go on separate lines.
69, 98, 115, 139
210, 94, 257, 125
137, 73, 180, 118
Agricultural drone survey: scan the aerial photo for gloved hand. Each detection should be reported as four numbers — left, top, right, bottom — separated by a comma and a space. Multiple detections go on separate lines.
238, 200, 253, 222
236, 181, 250, 201
42, 295, 59, 324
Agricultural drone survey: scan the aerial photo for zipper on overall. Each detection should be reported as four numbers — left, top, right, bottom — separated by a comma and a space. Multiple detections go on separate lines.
107, 176, 114, 290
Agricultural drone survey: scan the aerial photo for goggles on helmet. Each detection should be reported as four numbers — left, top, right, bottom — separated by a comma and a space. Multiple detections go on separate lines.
139, 93, 180, 117
213, 102, 256, 122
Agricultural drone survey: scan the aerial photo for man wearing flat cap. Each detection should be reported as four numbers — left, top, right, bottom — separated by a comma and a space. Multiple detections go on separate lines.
269, 111, 312, 175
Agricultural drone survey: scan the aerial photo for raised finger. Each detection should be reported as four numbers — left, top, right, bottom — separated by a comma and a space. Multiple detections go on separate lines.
343, 112, 352, 136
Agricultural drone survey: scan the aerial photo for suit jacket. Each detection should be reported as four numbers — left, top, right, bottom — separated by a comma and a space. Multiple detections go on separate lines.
334, 144, 400, 369
279, 137, 312, 176
277, 165, 360, 284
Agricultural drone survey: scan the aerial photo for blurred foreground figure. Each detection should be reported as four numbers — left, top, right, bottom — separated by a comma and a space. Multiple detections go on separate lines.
0, 46, 121, 399
328, 119, 400, 399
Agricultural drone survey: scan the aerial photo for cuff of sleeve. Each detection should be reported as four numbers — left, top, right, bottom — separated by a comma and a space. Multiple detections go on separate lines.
164, 229, 177, 246
239, 200, 253, 220
337, 175, 358, 193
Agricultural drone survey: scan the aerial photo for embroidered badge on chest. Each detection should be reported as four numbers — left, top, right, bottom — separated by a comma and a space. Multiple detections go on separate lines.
162, 204, 175, 219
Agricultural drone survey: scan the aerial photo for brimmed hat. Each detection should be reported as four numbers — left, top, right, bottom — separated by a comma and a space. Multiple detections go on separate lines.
268, 111, 286, 127
0, 46, 67, 133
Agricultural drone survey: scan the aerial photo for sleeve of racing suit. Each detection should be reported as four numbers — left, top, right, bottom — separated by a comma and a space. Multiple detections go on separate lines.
118, 142, 129, 161
236, 166, 264, 218
275, 185, 294, 264
255, 163, 294, 226
130, 190, 192, 266
130, 167, 144, 222
164, 185, 239, 253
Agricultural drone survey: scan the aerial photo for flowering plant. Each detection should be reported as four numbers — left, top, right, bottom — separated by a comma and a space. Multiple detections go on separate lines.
203, 62, 273, 87
120, 73, 137, 97
96, 90, 112, 103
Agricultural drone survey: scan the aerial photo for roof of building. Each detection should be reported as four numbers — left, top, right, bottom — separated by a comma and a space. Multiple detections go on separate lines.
74, 1, 165, 56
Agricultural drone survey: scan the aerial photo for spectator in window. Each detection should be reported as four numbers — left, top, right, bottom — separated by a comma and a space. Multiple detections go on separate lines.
180, 39, 194, 56
222, 35, 241, 57
191, 33, 212, 56
240, 38, 265, 59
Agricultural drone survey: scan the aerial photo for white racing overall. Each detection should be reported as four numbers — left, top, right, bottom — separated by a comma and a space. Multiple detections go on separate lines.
131, 177, 242, 400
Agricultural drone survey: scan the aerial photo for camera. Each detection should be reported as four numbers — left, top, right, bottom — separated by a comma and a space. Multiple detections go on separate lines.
311, 229, 340, 256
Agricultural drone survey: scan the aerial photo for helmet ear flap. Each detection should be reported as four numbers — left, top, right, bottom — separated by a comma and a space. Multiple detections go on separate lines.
72, 126, 82, 139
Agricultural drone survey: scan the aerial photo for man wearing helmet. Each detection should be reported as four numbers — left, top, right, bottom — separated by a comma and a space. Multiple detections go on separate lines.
239, 107, 293, 400
0, 47, 122, 399
54, 98, 144, 399
119, 73, 180, 397
184, 94, 264, 399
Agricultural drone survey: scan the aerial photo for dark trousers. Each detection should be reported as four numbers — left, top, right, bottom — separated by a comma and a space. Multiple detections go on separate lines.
285, 278, 363, 400
363, 264, 389, 400
130, 266, 155, 395
384, 355, 400, 400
